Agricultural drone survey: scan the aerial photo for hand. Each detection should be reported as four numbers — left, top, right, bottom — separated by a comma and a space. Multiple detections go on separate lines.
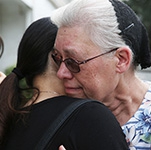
59, 145, 66, 150
0, 72, 6, 84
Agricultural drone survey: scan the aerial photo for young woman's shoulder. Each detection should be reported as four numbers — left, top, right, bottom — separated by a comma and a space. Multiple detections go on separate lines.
65, 100, 128, 150
70, 100, 120, 130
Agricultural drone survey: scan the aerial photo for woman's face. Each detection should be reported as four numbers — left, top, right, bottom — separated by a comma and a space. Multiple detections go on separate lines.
53, 26, 119, 101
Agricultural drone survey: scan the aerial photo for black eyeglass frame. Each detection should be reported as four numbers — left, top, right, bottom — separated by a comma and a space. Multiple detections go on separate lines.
51, 48, 117, 73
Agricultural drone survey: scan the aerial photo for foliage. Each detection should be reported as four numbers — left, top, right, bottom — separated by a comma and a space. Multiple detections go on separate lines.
4, 65, 15, 76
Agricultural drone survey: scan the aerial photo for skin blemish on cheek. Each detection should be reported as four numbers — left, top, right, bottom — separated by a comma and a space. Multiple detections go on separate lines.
64, 29, 66, 32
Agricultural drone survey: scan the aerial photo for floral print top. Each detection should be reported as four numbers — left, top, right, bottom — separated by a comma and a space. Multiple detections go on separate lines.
122, 82, 151, 150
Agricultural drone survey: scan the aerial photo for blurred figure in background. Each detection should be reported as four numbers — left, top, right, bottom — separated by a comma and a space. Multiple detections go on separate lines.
0, 36, 6, 83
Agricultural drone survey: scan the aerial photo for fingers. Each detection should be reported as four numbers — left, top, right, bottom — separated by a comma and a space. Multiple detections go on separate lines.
0, 72, 6, 84
59, 145, 66, 150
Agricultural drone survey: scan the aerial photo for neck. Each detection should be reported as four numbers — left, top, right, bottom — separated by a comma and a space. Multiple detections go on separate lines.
25, 74, 65, 106
35, 90, 61, 104
103, 75, 149, 126
39, 90, 60, 95
25, 89, 61, 107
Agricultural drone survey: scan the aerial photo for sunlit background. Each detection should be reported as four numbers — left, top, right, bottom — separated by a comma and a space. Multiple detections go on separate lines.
0, 0, 150, 81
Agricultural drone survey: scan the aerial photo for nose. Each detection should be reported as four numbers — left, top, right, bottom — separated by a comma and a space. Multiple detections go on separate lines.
57, 62, 73, 80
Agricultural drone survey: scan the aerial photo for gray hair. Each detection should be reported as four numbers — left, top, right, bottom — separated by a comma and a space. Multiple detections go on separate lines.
52, 0, 127, 51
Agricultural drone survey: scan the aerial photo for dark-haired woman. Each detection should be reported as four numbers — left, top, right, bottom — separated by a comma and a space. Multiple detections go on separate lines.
0, 17, 128, 150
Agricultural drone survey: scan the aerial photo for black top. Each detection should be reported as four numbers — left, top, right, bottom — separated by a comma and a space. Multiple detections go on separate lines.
4, 96, 128, 150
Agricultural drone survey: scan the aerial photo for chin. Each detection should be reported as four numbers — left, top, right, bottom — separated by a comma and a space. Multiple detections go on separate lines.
66, 93, 87, 99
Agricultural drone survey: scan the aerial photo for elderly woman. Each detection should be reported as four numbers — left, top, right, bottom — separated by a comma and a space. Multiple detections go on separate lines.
52, 0, 151, 149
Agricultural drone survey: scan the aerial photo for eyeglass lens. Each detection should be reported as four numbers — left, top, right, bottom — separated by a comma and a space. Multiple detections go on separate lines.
64, 58, 80, 73
52, 54, 62, 66
52, 54, 80, 73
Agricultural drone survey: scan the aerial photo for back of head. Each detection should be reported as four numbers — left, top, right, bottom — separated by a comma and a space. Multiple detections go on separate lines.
17, 17, 58, 86
53, 0, 151, 69
0, 17, 58, 145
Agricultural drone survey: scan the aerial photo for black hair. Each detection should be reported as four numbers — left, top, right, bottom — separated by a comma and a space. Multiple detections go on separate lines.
17, 17, 58, 85
0, 17, 58, 146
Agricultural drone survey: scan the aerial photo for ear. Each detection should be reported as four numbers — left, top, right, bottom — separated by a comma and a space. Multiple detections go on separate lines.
115, 47, 132, 73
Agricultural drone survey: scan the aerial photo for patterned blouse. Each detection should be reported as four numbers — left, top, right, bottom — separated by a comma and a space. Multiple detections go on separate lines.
122, 82, 151, 150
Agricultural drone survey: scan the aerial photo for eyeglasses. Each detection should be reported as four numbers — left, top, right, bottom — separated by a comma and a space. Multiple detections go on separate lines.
51, 48, 117, 73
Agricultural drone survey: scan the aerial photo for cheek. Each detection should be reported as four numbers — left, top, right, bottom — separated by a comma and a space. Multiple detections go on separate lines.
75, 70, 101, 99
97, 63, 118, 88
78, 63, 103, 87
76, 62, 118, 100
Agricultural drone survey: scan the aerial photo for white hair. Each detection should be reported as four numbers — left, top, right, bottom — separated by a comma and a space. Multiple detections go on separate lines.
52, 0, 128, 52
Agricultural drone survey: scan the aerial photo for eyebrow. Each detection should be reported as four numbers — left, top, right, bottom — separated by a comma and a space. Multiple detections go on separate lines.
53, 47, 78, 56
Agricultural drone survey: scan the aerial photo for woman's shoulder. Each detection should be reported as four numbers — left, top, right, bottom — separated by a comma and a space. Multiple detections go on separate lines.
71, 99, 118, 124
63, 99, 128, 150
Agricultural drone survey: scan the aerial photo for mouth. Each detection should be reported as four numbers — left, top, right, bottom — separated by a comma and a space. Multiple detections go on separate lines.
64, 86, 83, 97
65, 86, 80, 93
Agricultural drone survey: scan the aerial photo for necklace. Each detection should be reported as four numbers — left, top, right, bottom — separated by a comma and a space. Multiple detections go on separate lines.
39, 91, 60, 95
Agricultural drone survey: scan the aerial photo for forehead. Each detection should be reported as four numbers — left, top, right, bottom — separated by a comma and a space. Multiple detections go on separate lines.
54, 26, 98, 56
